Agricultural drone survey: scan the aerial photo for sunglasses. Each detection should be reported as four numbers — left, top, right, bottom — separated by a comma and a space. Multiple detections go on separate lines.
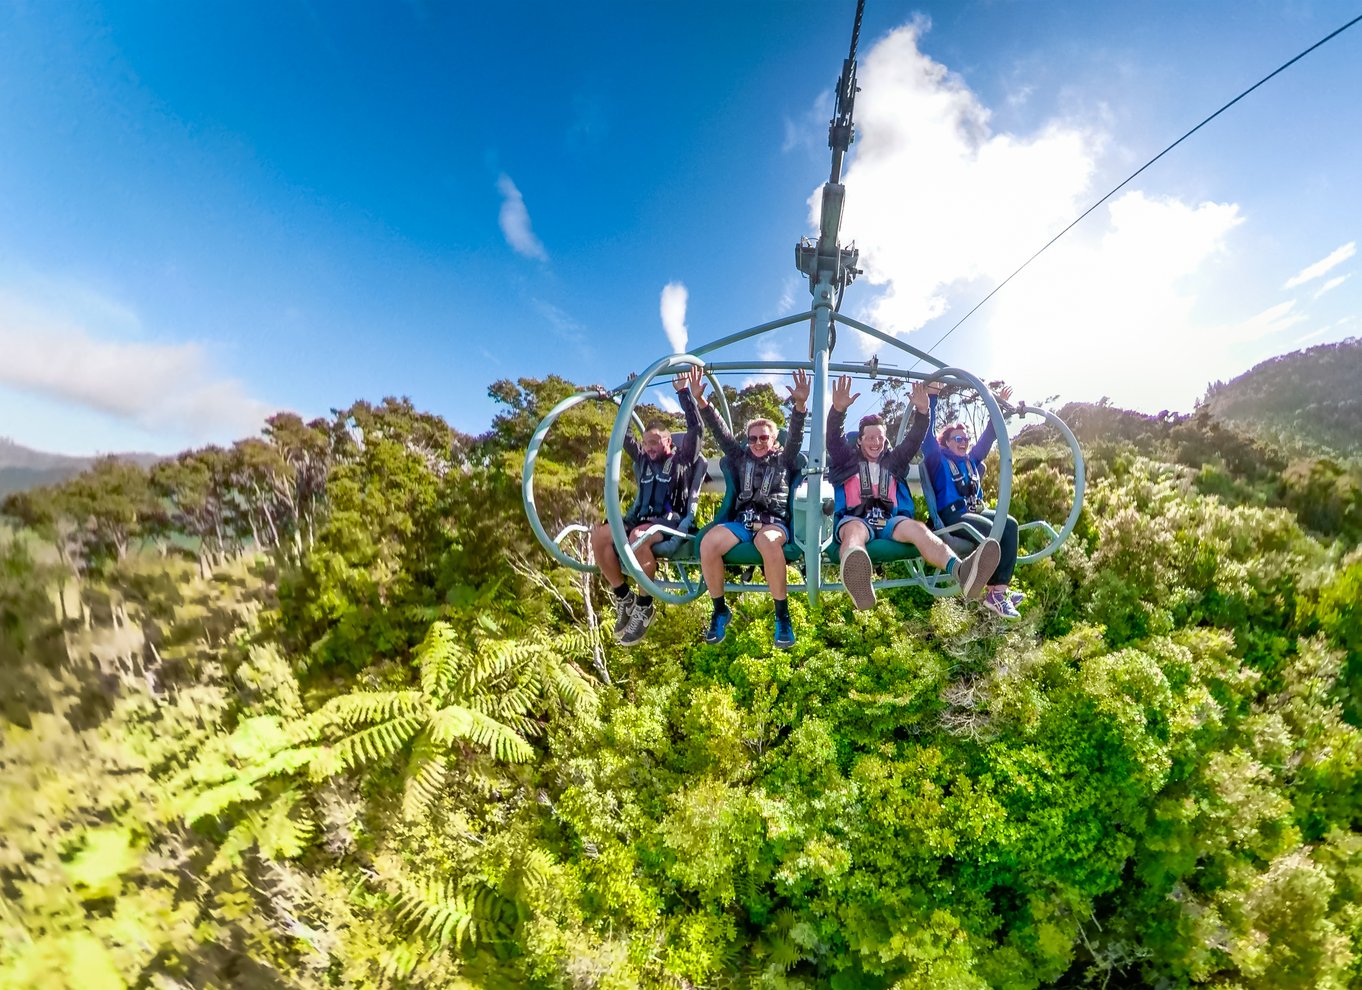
747, 433, 772, 442
949, 434, 968, 443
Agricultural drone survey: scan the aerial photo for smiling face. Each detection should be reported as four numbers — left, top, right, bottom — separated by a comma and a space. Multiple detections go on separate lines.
858, 423, 888, 461
745, 419, 776, 458
641, 429, 673, 459
941, 423, 970, 456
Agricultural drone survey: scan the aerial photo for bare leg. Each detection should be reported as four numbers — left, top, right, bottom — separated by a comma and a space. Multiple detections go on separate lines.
837, 518, 870, 561
700, 527, 741, 598
591, 523, 625, 587
629, 526, 665, 581
754, 527, 789, 598
889, 517, 955, 570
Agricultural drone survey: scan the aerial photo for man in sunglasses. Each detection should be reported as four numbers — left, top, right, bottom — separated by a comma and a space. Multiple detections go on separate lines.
923, 385, 1023, 620
684, 365, 809, 649
826, 375, 999, 609
590, 373, 702, 645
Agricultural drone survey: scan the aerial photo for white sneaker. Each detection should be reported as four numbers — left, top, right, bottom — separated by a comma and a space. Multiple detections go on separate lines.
955, 539, 1000, 599
841, 546, 876, 610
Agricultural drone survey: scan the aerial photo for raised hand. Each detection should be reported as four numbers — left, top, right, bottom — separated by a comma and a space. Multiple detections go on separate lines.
787, 368, 811, 411
831, 374, 860, 412
995, 384, 1013, 404
684, 365, 709, 406
672, 371, 690, 393
910, 380, 932, 412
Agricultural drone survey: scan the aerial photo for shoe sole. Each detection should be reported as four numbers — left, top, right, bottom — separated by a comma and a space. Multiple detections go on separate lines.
841, 547, 876, 610
958, 539, 1001, 599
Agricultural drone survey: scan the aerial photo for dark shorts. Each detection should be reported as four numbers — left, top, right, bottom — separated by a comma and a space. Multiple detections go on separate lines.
834, 514, 909, 545
717, 520, 790, 543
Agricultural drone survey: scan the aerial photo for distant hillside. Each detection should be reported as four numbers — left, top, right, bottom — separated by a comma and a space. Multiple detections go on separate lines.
0, 438, 161, 497
1203, 337, 1362, 460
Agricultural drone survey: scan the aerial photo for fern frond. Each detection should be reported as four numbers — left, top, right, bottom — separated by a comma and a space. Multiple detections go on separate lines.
402, 730, 449, 821
332, 715, 424, 771
380, 939, 434, 981
428, 705, 533, 763
254, 789, 315, 860
391, 878, 478, 948
207, 814, 259, 875
417, 621, 467, 699
308, 690, 426, 735
548, 663, 594, 710
183, 779, 261, 826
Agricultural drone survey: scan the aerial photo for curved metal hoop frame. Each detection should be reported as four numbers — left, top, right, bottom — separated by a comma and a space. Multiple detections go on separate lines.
1011, 405, 1086, 564
521, 390, 646, 573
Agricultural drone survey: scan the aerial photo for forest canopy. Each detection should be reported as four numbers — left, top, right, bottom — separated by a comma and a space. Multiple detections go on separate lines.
1, 376, 1359, 990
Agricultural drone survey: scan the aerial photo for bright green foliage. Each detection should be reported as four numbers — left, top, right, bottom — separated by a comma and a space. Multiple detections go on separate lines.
3, 379, 1360, 989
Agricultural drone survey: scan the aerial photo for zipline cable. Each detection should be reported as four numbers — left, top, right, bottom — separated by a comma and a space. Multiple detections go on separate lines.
912, 11, 1362, 362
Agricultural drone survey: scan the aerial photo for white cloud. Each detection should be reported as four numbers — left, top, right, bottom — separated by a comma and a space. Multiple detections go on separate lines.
1313, 274, 1348, 299
1283, 242, 1354, 289
660, 281, 689, 353
653, 391, 682, 414
0, 284, 273, 440
496, 173, 548, 261
810, 20, 1267, 412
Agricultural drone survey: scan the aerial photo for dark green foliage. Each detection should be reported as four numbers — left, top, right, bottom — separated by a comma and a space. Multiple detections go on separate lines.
1204, 336, 1362, 459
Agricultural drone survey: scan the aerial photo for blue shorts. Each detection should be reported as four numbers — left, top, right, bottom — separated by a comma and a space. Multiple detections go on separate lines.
835, 514, 908, 545
718, 520, 790, 543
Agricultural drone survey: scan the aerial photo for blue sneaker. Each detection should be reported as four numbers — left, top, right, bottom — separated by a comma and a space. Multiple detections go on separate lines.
773, 615, 796, 649
704, 610, 731, 644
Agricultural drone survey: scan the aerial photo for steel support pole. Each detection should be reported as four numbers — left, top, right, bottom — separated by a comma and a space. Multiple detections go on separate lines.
804, 276, 836, 608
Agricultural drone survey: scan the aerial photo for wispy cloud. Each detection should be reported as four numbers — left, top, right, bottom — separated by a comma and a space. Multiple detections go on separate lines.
496, 173, 548, 261
1283, 242, 1354, 289
660, 282, 689, 353
1313, 274, 1348, 299
532, 299, 586, 344
0, 282, 272, 440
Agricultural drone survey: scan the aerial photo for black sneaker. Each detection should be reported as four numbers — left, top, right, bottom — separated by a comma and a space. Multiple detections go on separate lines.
955, 539, 1001, 599
611, 591, 637, 640
617, 602, 655, 646
841, 546, 876, 610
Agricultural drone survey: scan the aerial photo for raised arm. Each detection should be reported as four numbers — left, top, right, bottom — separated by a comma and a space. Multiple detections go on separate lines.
969, 385, 1008, 463
782, 369, 811, 469
825, 374, 859, 468
686, 365, 742, 459
885, 381, 931, 474
674, 374, 703, 462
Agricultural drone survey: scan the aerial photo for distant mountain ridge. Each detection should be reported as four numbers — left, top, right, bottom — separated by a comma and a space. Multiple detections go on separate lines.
1202, 337, 1362, 460
0, 437, 161, 498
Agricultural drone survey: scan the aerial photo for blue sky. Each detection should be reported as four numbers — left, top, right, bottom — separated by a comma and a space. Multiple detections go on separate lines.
2, 0, 1359, 456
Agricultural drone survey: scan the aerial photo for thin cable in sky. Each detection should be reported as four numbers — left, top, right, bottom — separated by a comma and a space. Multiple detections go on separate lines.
915, 11, 1362, 361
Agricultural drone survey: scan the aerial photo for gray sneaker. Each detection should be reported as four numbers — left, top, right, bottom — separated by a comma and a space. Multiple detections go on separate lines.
841, 546, 876, 610
616, 601, 655, 646
611, 592, 638, 639
955, 539, 1001, 599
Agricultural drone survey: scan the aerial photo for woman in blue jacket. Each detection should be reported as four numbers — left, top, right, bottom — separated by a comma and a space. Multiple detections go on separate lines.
923, 386, 1022, 619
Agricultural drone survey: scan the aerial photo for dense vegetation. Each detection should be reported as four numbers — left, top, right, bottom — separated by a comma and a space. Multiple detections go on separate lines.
2, 377, 1359, 989
1202, 336, 1362, 459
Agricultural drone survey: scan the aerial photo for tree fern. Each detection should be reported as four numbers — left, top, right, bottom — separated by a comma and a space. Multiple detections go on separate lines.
402, 729, 449, 821
427, 704, 534, 763
390, 878, 479, 948
417, 620, 465, 700
331, 714, 425, 770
